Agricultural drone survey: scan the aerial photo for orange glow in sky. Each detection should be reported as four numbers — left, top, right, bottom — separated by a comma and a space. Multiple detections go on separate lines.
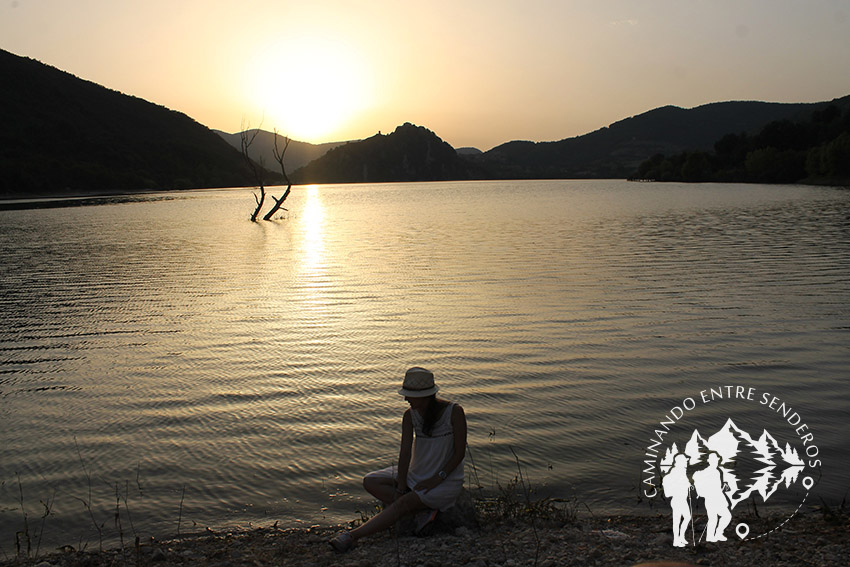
2, 0, 850, 150
244, 34, 375, 142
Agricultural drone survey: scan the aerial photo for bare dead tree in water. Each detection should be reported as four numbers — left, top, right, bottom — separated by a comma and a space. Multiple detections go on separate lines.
262, 128, 291, 220
240, 118, 266, 222
240, 120, 292, 221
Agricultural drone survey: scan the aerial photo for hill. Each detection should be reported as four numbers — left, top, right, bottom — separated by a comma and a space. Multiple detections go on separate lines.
288, 100, 849, 184
215, 130, 346, 173
472, 100, 846, 179
0, 49, 256, 198
291, 123, 485, 184
631, 96, 850, 184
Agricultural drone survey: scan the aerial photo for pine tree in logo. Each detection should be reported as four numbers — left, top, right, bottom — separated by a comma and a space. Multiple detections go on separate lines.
778, 441, 805, 488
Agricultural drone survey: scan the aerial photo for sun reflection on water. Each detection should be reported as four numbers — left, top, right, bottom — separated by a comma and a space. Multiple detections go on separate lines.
297, 185, 328, 310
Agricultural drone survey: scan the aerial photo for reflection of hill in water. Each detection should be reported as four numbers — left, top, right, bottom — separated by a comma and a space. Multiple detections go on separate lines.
0, 192, 176, 211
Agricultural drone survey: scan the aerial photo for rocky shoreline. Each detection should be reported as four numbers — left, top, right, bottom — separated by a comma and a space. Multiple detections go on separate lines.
3, 511, 848, 567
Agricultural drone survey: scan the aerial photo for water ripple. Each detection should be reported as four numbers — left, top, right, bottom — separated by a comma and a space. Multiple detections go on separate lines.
1, 182, 848, 548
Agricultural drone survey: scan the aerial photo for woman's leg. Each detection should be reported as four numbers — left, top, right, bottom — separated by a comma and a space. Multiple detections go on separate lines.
363, 474, 397, 506
350, 491, 427, 542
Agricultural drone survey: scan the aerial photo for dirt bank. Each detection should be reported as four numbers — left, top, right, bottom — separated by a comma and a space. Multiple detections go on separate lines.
5, 511, 848, 567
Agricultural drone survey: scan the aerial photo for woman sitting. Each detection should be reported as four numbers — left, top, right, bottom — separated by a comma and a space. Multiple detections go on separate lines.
330, 367, 467, 552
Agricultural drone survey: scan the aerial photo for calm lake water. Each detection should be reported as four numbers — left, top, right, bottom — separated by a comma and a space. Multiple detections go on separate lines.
1, 180, 849, 550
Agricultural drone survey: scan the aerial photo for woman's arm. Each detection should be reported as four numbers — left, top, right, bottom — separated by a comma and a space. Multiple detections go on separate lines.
443, 403, 467, 475
396, 409, 414, 493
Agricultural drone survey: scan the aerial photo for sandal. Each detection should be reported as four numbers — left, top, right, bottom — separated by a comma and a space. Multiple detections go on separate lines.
329, 531, 354, 553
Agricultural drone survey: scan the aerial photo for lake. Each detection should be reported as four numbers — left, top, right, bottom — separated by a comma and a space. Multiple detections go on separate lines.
1, 180, 848, 550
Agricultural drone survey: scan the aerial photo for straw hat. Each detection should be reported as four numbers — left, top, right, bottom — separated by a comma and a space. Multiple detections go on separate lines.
398, 367, 439, 397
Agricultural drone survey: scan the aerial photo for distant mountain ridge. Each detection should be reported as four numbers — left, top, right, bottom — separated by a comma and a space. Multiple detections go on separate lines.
472, 99, 850, 179
215, 130, 347, 174
280, 100, 850, 184
3, 47, 848, 198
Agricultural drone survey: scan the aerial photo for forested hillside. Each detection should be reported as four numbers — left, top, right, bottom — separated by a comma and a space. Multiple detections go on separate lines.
630, 97, 850, 184
0, 49, 255, 198
472, 100, 841, 179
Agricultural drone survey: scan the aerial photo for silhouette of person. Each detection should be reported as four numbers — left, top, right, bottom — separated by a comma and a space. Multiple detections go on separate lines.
692, 452, 732, 542
329, 367, 467, 553
662, 453, 692, 547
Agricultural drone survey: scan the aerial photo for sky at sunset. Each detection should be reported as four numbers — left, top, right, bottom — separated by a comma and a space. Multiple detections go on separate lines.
3, 0, 850, 150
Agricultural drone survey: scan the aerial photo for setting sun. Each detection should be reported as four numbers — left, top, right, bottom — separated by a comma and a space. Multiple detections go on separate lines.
246, 36, 373, 143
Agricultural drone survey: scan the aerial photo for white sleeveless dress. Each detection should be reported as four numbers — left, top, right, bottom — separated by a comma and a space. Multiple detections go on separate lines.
365, 402, 465, 511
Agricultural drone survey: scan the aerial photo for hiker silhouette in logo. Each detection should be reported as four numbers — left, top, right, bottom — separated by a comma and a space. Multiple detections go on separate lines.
662, 453, 692, 547
692, 452, 732, 542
